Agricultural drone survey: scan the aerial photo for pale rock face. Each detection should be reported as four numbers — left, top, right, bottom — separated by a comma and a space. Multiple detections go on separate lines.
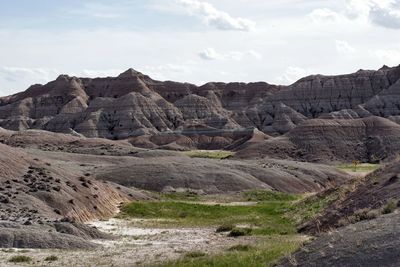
0, 65, 399, 140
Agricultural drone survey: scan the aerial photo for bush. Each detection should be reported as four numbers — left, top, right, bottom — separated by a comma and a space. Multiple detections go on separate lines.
228, 244, 253, 251
185, 251, 206, 258
228, 228, 252, 237
338, 208, 379, 226
44, 255, 59, 262
382, 199, 398, 214
216, 224, 234, 233
8, 255, 32, 263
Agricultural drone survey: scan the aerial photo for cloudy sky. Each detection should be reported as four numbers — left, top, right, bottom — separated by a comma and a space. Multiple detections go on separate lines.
1, 0, 400, 96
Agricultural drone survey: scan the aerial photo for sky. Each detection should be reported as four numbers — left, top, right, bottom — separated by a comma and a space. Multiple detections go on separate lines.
1, 0, 400, 96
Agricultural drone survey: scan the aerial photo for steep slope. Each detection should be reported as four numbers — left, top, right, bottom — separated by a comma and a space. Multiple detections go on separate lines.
235, 116, 400, 163
0, 142, 147, 223
1, 65, 400, 140
299, 159, 400, 234
94, 156, 349, 194
278, 213, 400, 267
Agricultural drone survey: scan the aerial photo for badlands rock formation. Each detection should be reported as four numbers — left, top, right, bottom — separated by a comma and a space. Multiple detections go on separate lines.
0, 66, 399, 140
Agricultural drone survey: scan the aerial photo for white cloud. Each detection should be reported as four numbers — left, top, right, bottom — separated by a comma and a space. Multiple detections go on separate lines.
335, 40, 356, 54
0, 67, 59, 83
277, 66, 315, 85
310, 0, 400, 29
198, 48, 222, 60
68, 2, 124, 19
372, 49, 400, 65
198, 48, 262, 61
176, 0, 256, 31
309, 8, 344, 23
77, 69, 125, 78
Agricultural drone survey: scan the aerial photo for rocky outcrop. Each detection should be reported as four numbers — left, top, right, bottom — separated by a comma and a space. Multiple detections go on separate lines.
299, 158, 400, 234
235, 116, 400, 163
1, 66, 400, 140
278, 213, 400, 267
0, 142, 148, 224
0, 222, 98, 249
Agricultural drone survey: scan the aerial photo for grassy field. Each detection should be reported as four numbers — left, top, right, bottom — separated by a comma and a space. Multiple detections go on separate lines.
120, 191, 330, 235
120, 190, 334, 267
183, 150, 234, 159
153, 235, 304, 267
337, 163, 380, 173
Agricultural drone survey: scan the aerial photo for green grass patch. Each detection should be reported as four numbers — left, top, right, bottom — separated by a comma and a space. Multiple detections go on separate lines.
44, 255, 59, 262
8, 255, 32, 263
120, 201, 297, 235
243, 190, 300, 202
160, 191, 201, 201
152, 236, 303, 267
185, 251, 207, 258
337, 163, 380, 173
227, 244, 253, 252
120, 198, 298, 235
184, 150, 234, 159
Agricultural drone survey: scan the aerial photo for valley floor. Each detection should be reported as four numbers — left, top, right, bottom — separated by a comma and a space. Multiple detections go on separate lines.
0, 192, 310, 267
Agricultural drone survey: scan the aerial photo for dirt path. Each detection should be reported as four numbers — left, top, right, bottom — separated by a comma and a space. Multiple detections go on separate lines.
0, 218, 260, 267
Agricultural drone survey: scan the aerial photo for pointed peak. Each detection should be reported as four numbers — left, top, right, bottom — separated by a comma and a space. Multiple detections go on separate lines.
56, 74, 71, 81
118, 68, 143, 78
379, 65, 390, 71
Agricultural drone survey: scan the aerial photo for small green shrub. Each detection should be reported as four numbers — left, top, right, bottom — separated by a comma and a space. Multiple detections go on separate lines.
8, 255, 32, 263
228, 228, 252, 237
44, 255, 59, 262
228, 244, 253, 251
216, 224, 234, 233
185, 251, 206, 258
243, 190, 299, 202
382, 199, 398, 214
338, 208, 379, 226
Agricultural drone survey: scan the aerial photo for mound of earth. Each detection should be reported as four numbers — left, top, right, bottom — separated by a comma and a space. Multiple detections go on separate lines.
0, 128, 144, 156
299, 159, 400, 234
235, 116, 400, 163
0, 142, 149, 224
0, 221, 102, 249
277, 213, 400, 267
95, 156, 349, 194
128, 127, 269, 151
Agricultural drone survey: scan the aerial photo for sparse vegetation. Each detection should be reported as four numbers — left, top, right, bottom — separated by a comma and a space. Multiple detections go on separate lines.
161, 191, 200, 201
44, 255, 59, 262
120, 198, 298, 235
185, 251, 206, 258
216, 224, 234, 233
243, 190, 299, 202
8, 255, 32, 263
339, 208, 380, 226
184, 150, 234, 160
382, 199, 398, 214
228, 228, 252, 237
152, 236, 304, 267
227, 244, 253, 252
337, 163, 380, 173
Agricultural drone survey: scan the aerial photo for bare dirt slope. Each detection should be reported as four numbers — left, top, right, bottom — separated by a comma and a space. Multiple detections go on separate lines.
235, 116, 400, 163
277, 213, 400, 267
95, 156, 349, 194
300, 159, 400, 234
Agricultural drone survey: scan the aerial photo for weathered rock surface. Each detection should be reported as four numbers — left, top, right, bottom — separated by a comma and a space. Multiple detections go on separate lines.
300, 159, 400, 234
95, 156, 349, 194
0, 142, 148, 224
1, 65, 399, 141
0, 222, 97, 249
235, 116, 400, 163
277, 213, 400, 267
